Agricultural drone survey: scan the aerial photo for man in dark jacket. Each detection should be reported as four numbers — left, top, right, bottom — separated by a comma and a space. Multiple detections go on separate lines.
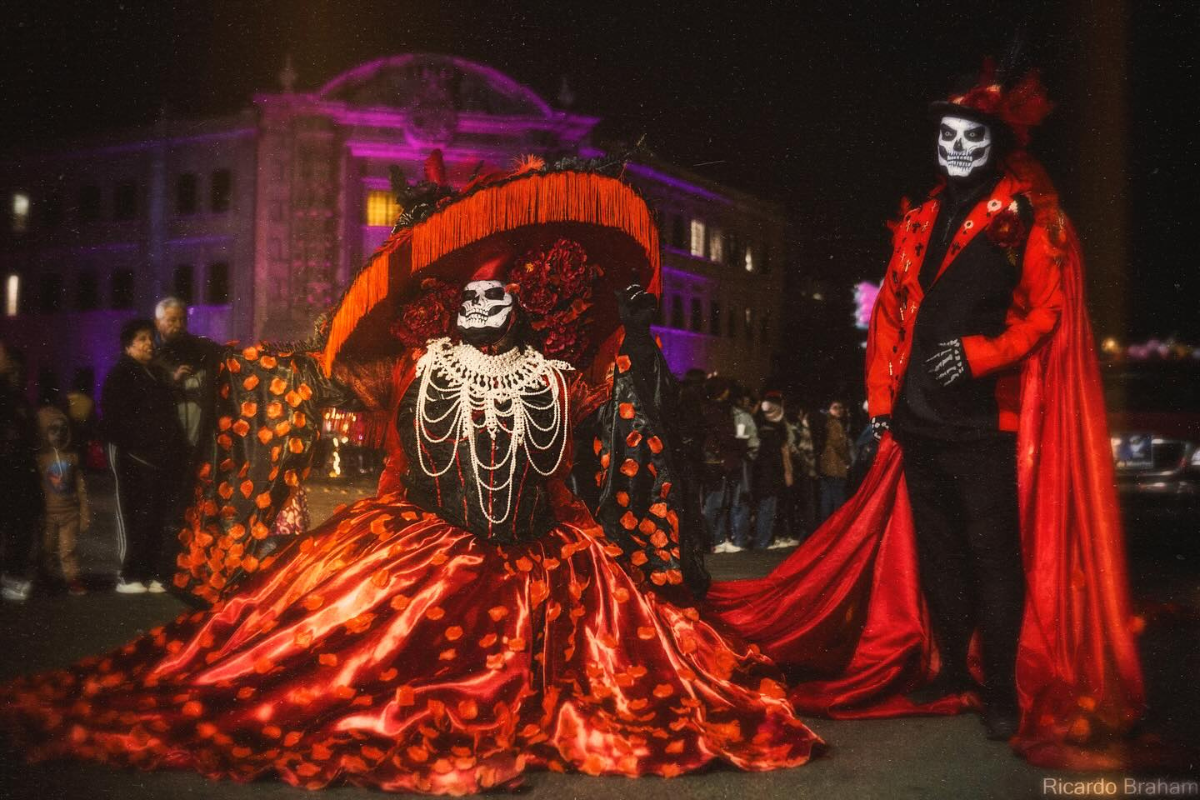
1, 341, 42, 602
102, 319, 186, 594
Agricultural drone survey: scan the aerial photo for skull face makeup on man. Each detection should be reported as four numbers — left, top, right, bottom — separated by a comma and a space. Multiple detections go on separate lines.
937, 115, 992, 179
455, 280, 516, 347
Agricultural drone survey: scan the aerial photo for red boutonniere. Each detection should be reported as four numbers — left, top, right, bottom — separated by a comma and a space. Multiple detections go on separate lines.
985, 204, 1027, 250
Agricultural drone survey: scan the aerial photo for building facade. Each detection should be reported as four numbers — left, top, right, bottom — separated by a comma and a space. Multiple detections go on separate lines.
1, 54, 785, 398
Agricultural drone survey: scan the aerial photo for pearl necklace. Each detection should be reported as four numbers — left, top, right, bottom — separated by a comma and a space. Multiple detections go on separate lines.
413, 338, 573, 525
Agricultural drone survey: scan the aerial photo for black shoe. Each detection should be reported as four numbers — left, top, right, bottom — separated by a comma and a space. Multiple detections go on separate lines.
905, 672, 976, 705
983, 706, 1019, 741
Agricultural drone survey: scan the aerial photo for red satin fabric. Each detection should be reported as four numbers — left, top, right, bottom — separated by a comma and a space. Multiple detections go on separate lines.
4, 489, 819, 794
705, 186, 1147, 769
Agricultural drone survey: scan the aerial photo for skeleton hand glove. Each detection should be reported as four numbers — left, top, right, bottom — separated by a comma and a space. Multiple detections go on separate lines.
925, 339, 969, 388
870, 415, 892, 440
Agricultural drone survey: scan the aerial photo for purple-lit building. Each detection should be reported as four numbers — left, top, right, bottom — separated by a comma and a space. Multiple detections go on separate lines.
0, 54, 785, 397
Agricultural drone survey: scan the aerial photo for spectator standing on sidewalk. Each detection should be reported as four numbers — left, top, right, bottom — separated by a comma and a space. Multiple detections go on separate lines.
0, 341, 42, 603
101, 319, 186, 595
786, 405, 819, 543
753, 391, 796, 550
818, 399, 852, 522
35, 405, 89, 595
700, 380, 754, 553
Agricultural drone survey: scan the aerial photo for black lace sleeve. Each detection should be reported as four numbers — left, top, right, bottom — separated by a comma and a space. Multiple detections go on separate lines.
572, 339, 710, 600
174, 345, 359, 605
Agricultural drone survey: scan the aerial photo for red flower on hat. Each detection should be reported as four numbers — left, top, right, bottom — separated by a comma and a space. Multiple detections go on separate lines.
390, 278, 459, 348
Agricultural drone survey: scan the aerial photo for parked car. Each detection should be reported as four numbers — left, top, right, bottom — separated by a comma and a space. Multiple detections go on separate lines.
1101, 360, 1200, 505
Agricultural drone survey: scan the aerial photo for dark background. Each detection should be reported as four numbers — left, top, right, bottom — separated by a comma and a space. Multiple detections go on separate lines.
4, 0, 1197, 398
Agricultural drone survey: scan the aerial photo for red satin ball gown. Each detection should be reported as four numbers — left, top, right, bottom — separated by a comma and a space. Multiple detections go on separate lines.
2, 341, 821, 795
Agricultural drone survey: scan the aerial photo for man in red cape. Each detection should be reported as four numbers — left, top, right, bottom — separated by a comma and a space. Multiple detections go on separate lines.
705, 63, 1146, 769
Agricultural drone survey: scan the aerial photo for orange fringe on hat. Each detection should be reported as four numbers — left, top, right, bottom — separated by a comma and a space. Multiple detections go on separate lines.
321, 171, 659, 374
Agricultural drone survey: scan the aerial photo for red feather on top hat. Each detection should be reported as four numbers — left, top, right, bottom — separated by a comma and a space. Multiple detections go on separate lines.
931, 58, 1054, 146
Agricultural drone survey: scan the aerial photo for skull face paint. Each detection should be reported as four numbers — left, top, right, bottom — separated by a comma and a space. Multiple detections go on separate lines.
937, 115, 992, 179
456, 280, 515, 345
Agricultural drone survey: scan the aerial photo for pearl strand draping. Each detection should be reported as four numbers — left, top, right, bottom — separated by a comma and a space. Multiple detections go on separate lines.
413, 338, 573, 525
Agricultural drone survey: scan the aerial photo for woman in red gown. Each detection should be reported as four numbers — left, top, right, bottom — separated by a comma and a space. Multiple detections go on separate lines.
2, 156, 821, 794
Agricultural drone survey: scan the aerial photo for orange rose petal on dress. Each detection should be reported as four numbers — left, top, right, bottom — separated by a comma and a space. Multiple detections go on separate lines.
615, 491, 630, 507
530, 580, 549, 605
242, 375, 259, 391
616, 354, 632, 373
242, 346, 259, 361
618, 402, 636, 419
288, 437, 305, 454
293, 412, 307, 428
389, 594, 411, 611
259, 355, 277, 369
256, 428, 274, 445
298, 384, 313, 400
638, 518, 657, 536
302, 594, 324, 611
620, 511, 638, 530
445, 626, 463, 641
457, 700, 479, 720
239, 480, 254, 499
631, 551, 649, 566
626, 430, 643, 448
269, 377, 288, 396
426, 606, 445, 620
649, 502, 668, 518
593, 437, 603, 455
620, 458, 639, 477
637, 626, 656, 640
285, 390, 303, 408
318, 653, 338, 667
660, 482, 672, 498
240, 401, 258, 418
182, 701, 203, 717
647, 436, 664, 454
650, 531, 669, 548
488, 606, 509, 621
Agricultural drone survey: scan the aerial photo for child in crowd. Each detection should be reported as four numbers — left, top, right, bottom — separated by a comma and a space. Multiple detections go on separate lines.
36, 406, 89, 595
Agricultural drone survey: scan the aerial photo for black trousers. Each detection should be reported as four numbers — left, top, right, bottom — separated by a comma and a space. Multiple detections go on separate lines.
109, 447, 176, 584
902, 434, 1025, 710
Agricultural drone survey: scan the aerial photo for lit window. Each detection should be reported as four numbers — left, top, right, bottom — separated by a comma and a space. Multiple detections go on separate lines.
689, 220, 706, 258
365, 190, 400, 227
5, 274, 18, 317
708, 228, 724, 263
744, 246, 755, 272
12, 193, 29, 233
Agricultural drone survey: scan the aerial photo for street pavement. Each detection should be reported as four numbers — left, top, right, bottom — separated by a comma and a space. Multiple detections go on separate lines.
2, 473, 1198, 799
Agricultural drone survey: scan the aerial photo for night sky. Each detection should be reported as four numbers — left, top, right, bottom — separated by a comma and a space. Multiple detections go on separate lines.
4, 0, 1197, 374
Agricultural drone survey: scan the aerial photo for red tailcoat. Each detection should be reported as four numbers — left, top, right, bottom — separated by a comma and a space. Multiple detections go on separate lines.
706, 152, 1147, 769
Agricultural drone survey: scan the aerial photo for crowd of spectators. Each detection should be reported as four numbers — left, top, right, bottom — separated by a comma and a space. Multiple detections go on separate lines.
680, 369, 875, 554
4, 301, 880, 603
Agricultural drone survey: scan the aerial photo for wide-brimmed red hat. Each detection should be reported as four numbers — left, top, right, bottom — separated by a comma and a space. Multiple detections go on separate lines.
928, 58, 1054, 146
321, 151, 661, 380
